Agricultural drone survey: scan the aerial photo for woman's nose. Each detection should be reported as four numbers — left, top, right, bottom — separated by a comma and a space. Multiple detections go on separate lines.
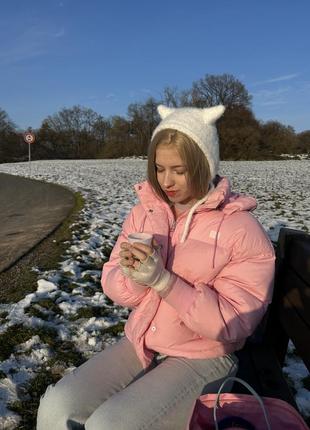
163, 172, 174, 187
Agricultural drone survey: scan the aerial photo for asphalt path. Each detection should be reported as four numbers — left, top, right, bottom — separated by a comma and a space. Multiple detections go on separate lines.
0, 173, 76, 273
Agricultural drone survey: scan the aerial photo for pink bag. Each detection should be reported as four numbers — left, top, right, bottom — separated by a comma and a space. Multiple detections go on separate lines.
188, 377, 309, 430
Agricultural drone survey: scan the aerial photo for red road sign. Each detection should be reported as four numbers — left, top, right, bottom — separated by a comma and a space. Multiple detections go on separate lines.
23, 132, 36, 144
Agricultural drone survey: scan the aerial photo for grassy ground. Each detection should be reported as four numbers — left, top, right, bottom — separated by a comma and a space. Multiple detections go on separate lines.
1, 188, 309, 428
0, 192, 84, 303
0, 191, 86, 429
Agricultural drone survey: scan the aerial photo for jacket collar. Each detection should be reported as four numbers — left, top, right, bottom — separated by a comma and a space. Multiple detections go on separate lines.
134, 177, 258, 261
134, 177, 257, 215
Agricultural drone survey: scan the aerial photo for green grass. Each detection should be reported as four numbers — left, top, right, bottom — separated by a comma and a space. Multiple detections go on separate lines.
8, 368, 61, 430
84, 259, 106, 271
33, 297, 62, 311
81, 284, 102, 297
56, 277, 78, 292
80, 273, 95, 283
0, 183, 120, 426
7, 339, 84, 430
68, 305, 111, 321
24, 298, 64, 320
6, 339, 86, 429
0, 325, 58, 361
104, 296, 114, 306
1, 322, 85, 429
46, 341, 85, 368
0, 192, 84, 303
273, 201, 282, 209
24, 306, 50, 320
101, 244, 114, 261
0, 311, 9, 322
102, 321, 125, 336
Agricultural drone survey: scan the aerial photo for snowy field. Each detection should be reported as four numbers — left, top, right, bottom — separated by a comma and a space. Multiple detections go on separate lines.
0, 158, 309, 428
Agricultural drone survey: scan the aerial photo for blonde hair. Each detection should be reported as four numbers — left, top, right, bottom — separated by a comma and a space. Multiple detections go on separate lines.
147, 129, 211, 203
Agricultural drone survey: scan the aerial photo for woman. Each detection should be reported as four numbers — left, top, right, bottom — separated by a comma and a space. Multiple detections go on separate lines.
37, 105, 275, 430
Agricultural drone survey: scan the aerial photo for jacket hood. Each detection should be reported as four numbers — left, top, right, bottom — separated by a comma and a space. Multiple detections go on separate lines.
200, 176, 257, 214
134, 177, 257, 243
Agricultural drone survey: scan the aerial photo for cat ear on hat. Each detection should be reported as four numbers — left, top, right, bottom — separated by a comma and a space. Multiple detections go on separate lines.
157, 105, 176, 119
202, 105, 225, 124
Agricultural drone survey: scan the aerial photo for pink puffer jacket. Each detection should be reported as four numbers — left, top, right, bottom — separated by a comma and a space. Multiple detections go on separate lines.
101, 177, 275, 368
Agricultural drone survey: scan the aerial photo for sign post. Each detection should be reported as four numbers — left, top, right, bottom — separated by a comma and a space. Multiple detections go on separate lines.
23, 131, 36, 176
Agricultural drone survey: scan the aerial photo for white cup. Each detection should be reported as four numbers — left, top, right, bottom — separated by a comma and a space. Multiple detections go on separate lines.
128, 232, 153, 246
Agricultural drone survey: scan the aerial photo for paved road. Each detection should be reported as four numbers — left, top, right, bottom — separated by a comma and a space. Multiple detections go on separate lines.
0, 173, 76, 273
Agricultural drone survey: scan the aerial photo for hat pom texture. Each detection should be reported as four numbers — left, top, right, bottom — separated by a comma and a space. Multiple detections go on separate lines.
152, 105, 225, 180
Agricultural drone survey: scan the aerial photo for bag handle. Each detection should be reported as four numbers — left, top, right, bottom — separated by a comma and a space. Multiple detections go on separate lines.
213, 376, 272, 430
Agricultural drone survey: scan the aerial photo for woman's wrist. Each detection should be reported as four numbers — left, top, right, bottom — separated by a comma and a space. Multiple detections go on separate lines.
157, 273, 176, 297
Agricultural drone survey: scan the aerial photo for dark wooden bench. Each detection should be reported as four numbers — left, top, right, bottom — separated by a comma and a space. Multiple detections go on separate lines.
233, 227, 310, 416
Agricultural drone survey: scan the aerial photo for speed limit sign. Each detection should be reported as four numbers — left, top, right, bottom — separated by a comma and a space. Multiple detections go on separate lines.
23, 132, 36, 144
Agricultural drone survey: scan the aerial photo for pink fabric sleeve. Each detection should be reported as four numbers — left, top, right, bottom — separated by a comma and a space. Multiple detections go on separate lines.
101, 208, 150, 308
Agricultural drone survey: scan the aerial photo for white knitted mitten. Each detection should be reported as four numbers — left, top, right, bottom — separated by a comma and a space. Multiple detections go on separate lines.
125, 249, 171, 292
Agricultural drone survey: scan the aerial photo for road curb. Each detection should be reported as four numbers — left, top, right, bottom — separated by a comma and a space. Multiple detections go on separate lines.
0, 173, 76, 273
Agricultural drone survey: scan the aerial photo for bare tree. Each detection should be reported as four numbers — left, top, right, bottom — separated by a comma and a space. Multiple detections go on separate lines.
128, 97, 159, 154
162, 86, 179, 107
101, 116, 132, 158
161, 86, 192, 107
0, 108, 16, 134
40, 105, 105, 158
260, 121, 297, 155
218, 106, 262, 160
191, 74, 252, 108
297, 130, 310, 154
44, 105, 103, 133
0, 108, 22, 163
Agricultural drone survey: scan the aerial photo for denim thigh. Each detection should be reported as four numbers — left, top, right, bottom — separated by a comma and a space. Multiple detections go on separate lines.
36, 337, 147, 430
85, 353, 238, 430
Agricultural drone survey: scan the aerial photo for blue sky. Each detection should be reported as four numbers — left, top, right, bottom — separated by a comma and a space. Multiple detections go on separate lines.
0, 0, 309, 132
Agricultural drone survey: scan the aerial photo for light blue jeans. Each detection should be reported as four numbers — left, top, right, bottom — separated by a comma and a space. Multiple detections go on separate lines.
37, 337, 238, 430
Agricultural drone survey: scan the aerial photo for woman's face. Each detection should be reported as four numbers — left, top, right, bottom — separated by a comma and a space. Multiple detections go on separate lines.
155, 144, 194, 205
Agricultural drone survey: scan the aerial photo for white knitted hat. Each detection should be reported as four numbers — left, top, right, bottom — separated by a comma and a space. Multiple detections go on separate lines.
151, 104, 225, 180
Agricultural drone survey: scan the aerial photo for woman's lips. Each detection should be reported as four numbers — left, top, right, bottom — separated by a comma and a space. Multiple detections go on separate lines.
165, 190, 177, 197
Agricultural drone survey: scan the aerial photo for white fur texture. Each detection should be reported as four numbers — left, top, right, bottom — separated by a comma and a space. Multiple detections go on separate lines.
152, 105, 225, 180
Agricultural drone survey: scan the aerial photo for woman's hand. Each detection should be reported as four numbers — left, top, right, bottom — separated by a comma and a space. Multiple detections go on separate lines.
119, 241, 153, 271
119, 241, 172, 293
